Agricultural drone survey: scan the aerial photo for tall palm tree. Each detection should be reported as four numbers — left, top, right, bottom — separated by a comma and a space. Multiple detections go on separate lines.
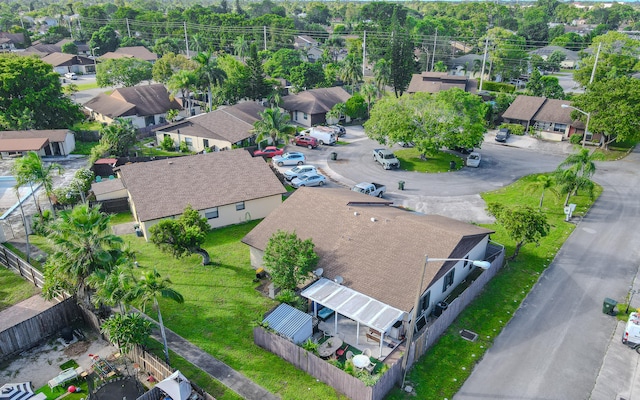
43, 204, 124, 306
233, 35, 249, 61
359, 83, 378, 117
340, 55, 363, 93
193, 51, 227, 112
87, 263, 136, 312
253, 108, 295, 148
168, 70, 198, 116
373, 58, 391, 94
558, 148, 603, 179
13, 185, 30, 262
525, 174, 559, 209
11, 151, 63, 216
130, 268, 184, 365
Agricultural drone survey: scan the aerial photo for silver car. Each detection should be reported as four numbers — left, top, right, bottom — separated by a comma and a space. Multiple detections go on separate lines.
272, 152, 305, 166
284, 165, 317, 181
291, 173, 326, 188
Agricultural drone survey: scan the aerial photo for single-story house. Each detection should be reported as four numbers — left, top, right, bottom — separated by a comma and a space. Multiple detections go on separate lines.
528, 45, 580, 69
242, 188, 494, 344
41, 52, 97, 75
117, 150, 286, 239
280, 87, 351, 127
502, 95, 587, 141
84, 84, 182, 129
55, 39, 91, 56
100, 46, 158, 63
0, 129, 75, 158
447, 54, 484, 76
91, 178, 128, 201
294, 35, 319, 50
407, 72, 478, 94
155, 101, 265, 152
0, 32, 26, 51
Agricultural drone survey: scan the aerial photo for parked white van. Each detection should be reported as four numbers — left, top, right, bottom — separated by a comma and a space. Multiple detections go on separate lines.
307, 126, 337, 146
622, 312, 640, 347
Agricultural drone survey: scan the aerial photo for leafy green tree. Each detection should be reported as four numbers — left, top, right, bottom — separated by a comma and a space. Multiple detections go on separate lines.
484, 27, 528, 81
253, 107, 294, 147
61, 42, 78, 54
289, 62, 325, 91
525, 174, 559, 209
149, 205, 210, 260
245, 43, 269, 101
96, 58, 153, 87
97, 118, 138, 157
168, 70, 198, 114
263, 230, 319, 292
11, 151, 62, 217
307, 3, 330, 24
233, 35, 249, 61
555, 168, 595, 206
0, 54, 83, 130
101, 312, 152, 353
573, 31, 640, 87
527, 69, 564, 99
263, 48, 302, 78
345, 94, 367, 120
42, 204, 125, 307
129, 268, 184, 365
550, 33, 585, 51
555, 148, 602, 204
519, 7, 549, 44
194, 52, 227, 112
152, 37, 182, 57
433, 61, 448, 72
89, 25, 119, 56
487, 203, 550, 261
43, 26, 70, 44
546, 50, 566, 72
216, 54, 249, 104
359, 83, 378, 116
152, 52, 198, 84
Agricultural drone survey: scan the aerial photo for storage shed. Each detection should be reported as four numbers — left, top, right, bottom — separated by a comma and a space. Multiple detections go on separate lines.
262, 303, 312, 344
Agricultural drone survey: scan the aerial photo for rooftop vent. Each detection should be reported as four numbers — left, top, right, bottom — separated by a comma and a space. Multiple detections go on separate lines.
334, 276, 344, 285
371, 217, 376, 222
354, 212, 359, 216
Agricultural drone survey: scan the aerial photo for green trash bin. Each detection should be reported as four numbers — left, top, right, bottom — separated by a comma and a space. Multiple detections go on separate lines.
330, 152, 337, 160
398, 180, 405, 190
603, 298, 618, 315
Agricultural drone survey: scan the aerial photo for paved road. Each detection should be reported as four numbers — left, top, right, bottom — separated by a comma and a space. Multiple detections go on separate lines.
455, 149, 640, 399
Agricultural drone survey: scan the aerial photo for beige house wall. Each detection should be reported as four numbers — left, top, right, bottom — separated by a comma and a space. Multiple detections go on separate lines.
155, 131, 232, 152
95, 188, 129, 201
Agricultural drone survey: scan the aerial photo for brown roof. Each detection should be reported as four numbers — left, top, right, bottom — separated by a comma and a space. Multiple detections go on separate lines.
242, 188, 493, 311
533, 98, 578, 125
501, 95, 547, 122
118, 150, 285, 222
115, 46, 158, 62
281, 87, 351, 115
91, 178, 126, 196
158, 101, 265, 144
0, 32, 25, 44
0, 129, 70, 142
407, 72, 477, 94
41, 52, 94, 67
0, 138, 49, 152
99, 52, 134, 60
25, 43, 62, 55
84, 84, 181, 118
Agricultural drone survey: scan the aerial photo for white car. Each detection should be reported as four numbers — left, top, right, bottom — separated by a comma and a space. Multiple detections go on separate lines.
273, 152, 305, 167
64, 72, 77, 80
291, 173, 326, 188
466, 152, 481, 168
284, 165, 317, 181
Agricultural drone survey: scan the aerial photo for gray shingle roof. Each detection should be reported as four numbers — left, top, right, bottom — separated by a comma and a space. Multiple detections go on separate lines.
115, 46, 158, 62
41, 52, 94, 67
501, 95, 547, 121
84, 84, 181, 118
242, 188, 493, 312
118, 150, 285, 222
0, 129, 69, 142
502, 95, 585, 128
528, 45, 580, 61
407, 72, 477, 94
281, 87, 351, 114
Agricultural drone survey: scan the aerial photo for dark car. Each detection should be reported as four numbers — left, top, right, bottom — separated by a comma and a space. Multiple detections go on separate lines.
329, 124, 346, 136
496, 128, 511, 142
294, 136, 318, 149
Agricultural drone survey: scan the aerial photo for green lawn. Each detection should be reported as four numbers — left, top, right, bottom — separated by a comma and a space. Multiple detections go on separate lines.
75, 82, 100, 91
0, 266, 39, 311
72, 141, 99, 155
109, 211, 134, 225
395, 148, 464, 173
386, 173, 602, 399
121, 221, 347, 400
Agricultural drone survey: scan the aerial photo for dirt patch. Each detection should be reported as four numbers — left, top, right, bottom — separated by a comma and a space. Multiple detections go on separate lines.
64, 340, 91, 357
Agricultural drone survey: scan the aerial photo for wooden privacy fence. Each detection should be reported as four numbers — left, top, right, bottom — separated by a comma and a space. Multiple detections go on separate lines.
129, 345, 174, 381
0, 297, 81, 362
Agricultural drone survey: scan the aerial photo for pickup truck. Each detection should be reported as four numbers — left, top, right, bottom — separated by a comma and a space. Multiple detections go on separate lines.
372, 149, 400, 170
352, 182, 386, 198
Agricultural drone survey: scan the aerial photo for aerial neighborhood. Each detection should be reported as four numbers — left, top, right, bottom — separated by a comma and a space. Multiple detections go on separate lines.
2, 1, 640, 400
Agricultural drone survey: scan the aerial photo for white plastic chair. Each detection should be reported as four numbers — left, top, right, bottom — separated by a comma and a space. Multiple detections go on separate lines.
363, 348, 372, 357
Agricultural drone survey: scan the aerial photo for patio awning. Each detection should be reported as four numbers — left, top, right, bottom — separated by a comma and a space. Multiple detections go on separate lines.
301, 278, 404, 333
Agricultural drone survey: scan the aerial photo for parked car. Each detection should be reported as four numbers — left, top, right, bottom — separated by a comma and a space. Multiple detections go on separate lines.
307, 126, 337, 145
329, 124, 346, 136
253, 146, 284, 158
496, 128, 511, 142
466, 152, 481, 167
64, 72, 77, 80
398, 141, 415, 148
622, 312, 640, 349
450, 146, 473, 154
273, 152, 305, 166
294, 136, 318, 149
373, 149, 400, 170
291, 173, 326, 188
284, 165, 317, 181
352, 182, 386, 197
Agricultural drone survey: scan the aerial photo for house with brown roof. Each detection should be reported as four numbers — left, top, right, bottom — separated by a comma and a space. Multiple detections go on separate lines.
0, 130, 76, 158
280, 87, 351, 127
243, 188, 495, 352
155, 101, 265, 152
100, 46, 158, 63
407, 72, 478, 94
117, 150, 286, 239
41, 52, 97, 75
502, 95, 586, 141
0, 33, 26, 51
84, 84, 182, 129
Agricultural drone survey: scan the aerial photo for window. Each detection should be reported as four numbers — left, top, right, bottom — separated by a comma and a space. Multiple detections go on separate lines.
463, 256, 470, 268
159, 116, 166, 123
553, 123, 567, 133
185, 137, 193, 146
442, 269, 455, 293
236, 201, 245, 211
303, 113, 308, 120
420, 291, 430, 313
205, 208, 218, 219
203, 139, 209, 148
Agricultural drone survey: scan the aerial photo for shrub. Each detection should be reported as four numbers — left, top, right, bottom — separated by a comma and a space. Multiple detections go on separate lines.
161, 136, 175, 151
31, 210, 54, 236
301, 338, 318, 353
569, 134, 583, 144
481, 81, 516, 93
179, 140, 190, 153
275, 289, 306, 310
500, 123, 525, 136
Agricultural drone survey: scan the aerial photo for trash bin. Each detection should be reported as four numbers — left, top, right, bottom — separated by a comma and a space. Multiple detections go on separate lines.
398, 180, 405, 190
330, 152, 337, 160
449, 160, 456, 170
603, 298, 618, 315
433, 301, 448, 317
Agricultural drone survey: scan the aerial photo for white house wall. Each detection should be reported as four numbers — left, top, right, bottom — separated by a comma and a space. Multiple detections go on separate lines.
62, 132, 76, 154
155, 131, 232, 152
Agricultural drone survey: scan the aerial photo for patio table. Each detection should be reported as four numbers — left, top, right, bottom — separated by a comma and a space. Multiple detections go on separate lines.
352, 354, 370, 369
317, 337, 343, 358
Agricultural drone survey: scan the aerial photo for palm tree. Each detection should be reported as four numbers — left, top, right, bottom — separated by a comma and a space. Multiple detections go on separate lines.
340, 55, 363, 93
130, 268, 184, 365
193, 51, 227, 112
525, 174, 559, 209
87, 263, 136, 312
373, 58, 391, 94
359, 83, 378, 117
558, 148, 602, 179
253, 108, 295, 148
233, 35, 249, 61
43, 204, 124, 307
13, 185, 30, 262
168, 70, 198, 117
11, 151, 63, 217
555, 168, 595, 206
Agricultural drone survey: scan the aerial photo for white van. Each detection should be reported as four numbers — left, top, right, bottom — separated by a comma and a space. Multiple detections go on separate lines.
308, 126, 337, 146
622, 312, 640, 347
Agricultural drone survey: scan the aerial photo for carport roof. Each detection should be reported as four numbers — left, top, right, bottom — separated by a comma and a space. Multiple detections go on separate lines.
301, 278, 405, 333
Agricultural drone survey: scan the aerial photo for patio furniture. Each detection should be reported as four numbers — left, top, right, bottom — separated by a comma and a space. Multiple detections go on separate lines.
48, 368, 78, 390
336, 344, 348, 357
346, 351, 354, 360
364, 361, 376, 374
317, 307, 334, 321
317, 337, 343, 358
90, 355, 117, 379
363, 348, 372, 357
352, 354, 369, 369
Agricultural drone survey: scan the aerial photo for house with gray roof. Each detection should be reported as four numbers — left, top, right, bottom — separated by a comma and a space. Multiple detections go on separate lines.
528, 45, 580, 69
84, 84, 182, 129
407, 72, 478, 95
0, 33, 26, 51
117, 150, 286, 239
502, 95, 586, 141
280, 87, 351, 127
100, 46, 158, 63
41, 52, 96, 75
155, 101, 265, 152
243, 187, 495, 349
0, 129, 75, 158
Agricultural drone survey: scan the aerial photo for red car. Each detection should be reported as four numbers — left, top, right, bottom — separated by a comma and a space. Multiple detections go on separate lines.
294, 136, 318, 149
253, 146, 284, 158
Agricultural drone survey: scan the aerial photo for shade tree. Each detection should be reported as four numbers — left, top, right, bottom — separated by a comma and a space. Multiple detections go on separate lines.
487, 203, 550, 261
149, 205, 210, 263
96, 58, 153, 87
263, 230, 319, 292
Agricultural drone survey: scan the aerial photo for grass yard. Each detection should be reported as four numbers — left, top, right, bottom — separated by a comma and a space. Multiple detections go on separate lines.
0, 266, 39, 311
395, 148, 464, 173
72, 141, 99, 155
74, 82, 100, 91
109, 211, 134, 225
386, 173, 602, 399
122, 221, 347, 400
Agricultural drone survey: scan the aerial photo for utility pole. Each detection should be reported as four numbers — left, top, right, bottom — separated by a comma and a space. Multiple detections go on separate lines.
431, 27, 437, 71
184, 22, 190, 58
126, 18, 131, 38
479, 37, 489, 91
362, 31, 366, 77
589, 42, 601, 85
263, 26, 267, 51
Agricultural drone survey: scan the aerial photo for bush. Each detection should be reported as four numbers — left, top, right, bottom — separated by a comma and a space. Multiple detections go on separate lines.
481, 81, 516, 93
161, 136, 175, 151
179, 140, 190, 153
569, 134, 583, 144
275, 289, 306, 311
500, 123, 525, 136
31, 210, 54, 236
